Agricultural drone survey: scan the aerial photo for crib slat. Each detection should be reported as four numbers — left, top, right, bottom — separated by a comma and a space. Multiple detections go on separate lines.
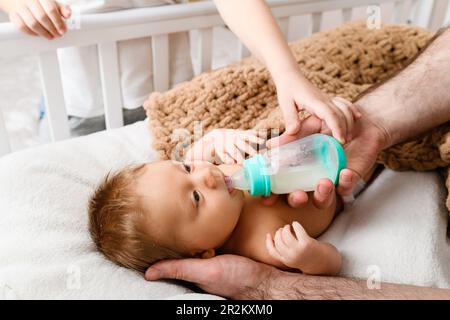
428, 0, 449, 32
198, 27, 213, 73
238, 42, 251, 60
152, 34, 170, 92
341, 8, 352, 23
392, 0, 411, 24
38, 51, 70, 141
0, 109, 11, 156
278, 17, 290, 40
311, 12, 322, 33
98, 41, 124, 129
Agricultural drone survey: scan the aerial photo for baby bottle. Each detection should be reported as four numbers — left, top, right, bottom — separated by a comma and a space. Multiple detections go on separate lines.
226, 133, 346, 196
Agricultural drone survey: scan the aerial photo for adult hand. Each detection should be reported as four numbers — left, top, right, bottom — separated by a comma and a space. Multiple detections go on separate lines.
262, 110, 387, 208
4, 0, 71, 39
144, 254, 278, 299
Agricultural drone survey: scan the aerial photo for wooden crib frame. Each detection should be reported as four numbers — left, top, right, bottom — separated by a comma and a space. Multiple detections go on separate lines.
0, 0, 449, 157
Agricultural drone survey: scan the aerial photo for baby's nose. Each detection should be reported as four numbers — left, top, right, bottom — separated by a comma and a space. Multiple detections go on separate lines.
204, 169, 219, 189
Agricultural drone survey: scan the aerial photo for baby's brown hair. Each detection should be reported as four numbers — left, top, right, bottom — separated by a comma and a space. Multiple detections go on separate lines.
88, 164, 182, 273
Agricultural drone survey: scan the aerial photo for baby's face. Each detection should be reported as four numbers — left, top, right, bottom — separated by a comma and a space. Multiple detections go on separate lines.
135, 160, 244, 256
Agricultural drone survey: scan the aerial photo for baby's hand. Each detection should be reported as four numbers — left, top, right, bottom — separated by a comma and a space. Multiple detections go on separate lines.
265, 221, 318, 271
185, 129, 265, 164
5, 0, 71, 39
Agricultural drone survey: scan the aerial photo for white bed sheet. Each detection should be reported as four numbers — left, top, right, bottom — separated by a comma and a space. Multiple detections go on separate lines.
0, 120, 449, 299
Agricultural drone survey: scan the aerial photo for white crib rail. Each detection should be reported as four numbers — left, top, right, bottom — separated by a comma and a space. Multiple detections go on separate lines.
0, 0, 449, 157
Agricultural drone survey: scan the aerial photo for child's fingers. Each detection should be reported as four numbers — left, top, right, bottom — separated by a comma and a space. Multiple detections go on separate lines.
41, 0, 67, 35
332, 97, 354, 142
313, 100, 347, 144
334, 96, 362, 119
56, 2, 72, 19
27, 0, 59, 37
280, 100, 302, 135
265, 234, 285, 262
9, 12, 38, 36
18, 7, 53, 39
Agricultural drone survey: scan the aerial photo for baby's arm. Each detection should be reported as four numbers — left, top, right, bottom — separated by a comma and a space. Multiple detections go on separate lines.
266, 222, 342, 275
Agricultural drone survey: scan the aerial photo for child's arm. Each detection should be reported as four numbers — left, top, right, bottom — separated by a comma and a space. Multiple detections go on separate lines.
185, 129, 264, 164
214, 0, 360, 144
0, 0, 71, 39
265, 221, 342, 276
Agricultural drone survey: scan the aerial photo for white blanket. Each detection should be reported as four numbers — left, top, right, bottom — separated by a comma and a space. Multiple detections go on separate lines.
0, 120, 449, 299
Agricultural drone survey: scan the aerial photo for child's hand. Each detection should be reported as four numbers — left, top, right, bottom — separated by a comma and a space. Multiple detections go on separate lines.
265, 221, 318, 271
275, 69, 361, 144
4, 0, 71, 39
185, 129, 265, 164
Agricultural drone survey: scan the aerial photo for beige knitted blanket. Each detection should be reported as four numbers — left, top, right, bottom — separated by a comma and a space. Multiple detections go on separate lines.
144, 22, 450, 213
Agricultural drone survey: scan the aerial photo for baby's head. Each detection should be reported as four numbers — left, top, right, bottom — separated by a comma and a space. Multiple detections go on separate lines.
88, 160, 244, 273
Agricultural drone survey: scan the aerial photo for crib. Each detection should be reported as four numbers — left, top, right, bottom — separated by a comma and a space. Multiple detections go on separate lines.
0, 0, 449, 157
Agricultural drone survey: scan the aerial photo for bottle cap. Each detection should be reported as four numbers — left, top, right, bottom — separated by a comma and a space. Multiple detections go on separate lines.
243, 154, 271, 196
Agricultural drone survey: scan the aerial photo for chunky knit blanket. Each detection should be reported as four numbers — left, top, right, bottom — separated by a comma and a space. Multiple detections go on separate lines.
144, 22, 450, 213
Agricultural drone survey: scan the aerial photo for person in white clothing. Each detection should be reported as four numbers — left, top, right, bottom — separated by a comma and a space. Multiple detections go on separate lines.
0, 0, 193, 136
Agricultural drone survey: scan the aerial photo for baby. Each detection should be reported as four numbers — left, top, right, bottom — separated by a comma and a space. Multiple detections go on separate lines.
88, 129, 354, 276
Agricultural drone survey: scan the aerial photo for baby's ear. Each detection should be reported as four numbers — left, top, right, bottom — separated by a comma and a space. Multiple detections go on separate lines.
200, 249, 215, 259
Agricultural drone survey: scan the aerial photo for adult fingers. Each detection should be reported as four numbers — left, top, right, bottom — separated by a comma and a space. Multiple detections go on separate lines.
9, 12, 38, 36
18, 6, 53, 39
337, 169, 362, 196
40, 0, 67, 35
145, 258, 212, 283
287, 190, 309, 208
260, 194, 279, 206
312, 178, 335, 209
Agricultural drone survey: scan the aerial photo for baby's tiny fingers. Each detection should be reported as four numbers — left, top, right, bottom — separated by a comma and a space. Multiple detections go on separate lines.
235, 139, 257, 157
243, 133, 265, 145
292, 221, 308, 241
274, 228, 289, 251
265, 234, 284, 262
281, 224, 297, 247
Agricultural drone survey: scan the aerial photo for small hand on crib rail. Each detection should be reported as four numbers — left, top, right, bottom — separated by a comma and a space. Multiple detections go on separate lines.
0, 0, 72, 40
